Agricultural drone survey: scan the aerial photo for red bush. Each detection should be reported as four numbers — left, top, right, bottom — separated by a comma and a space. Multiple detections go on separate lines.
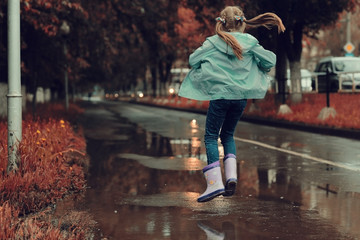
0, 103, 92, 238
0, 118, 87, 212
245, 93, 360, 129
0, 201, 95, 239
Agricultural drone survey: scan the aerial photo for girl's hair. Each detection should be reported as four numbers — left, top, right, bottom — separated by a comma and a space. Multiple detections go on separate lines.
215, 6, 285, 60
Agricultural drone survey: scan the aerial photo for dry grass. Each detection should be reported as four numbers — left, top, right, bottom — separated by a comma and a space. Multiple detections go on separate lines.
0, 102, 94, 239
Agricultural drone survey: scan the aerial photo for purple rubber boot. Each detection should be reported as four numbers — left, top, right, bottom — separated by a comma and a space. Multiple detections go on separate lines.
223, 154, 237, 196
197, 161, 225, 202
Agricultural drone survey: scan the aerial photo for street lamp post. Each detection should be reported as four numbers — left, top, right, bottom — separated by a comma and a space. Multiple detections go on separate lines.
60, 21, 70, 111
7, 0, 22, 173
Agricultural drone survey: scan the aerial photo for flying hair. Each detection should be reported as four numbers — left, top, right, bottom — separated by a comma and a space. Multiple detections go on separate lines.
245, 13, 286, 33
215, 6, 285, 60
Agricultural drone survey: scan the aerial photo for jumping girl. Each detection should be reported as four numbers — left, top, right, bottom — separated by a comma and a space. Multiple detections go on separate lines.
179, 6, 285, 202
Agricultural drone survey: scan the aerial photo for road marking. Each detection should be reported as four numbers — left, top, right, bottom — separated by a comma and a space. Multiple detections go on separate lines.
234, 136, 360, 172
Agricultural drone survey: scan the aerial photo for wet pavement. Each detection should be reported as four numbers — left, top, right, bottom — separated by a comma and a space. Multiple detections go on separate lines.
59, 100, 360, 239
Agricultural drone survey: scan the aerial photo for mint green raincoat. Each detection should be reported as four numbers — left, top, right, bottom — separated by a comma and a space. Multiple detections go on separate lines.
178, 32, 276, 100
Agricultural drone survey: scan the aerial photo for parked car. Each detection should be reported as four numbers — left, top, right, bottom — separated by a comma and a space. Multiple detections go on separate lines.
313, 56, 360, 92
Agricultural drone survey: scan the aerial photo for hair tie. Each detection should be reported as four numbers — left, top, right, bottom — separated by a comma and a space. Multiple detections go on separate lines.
234, 15, 245, 22
215, 17, 225, 24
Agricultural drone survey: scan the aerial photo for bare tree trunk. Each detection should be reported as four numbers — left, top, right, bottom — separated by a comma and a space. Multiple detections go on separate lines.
289, 61, 302, 103
276, 34, 292, 115
275, 34, 287, 105
150, 65, 157, 98
284, 23, 303, 104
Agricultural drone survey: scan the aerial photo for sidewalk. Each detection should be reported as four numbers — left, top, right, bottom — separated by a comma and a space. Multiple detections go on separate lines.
118, 95, 360, 140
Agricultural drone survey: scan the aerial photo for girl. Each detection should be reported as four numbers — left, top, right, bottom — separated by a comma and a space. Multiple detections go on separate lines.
178, 6, 285, 202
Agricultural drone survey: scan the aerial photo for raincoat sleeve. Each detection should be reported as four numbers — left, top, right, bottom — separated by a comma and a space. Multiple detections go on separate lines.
251, 44, 276, 72
188, 40, 213, 69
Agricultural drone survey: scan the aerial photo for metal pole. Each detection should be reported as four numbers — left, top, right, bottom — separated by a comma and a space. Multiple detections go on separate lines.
326, 67, 331, 108
346, 12, 351, 43
280, 77, 286, 104
7, 0, 22, 173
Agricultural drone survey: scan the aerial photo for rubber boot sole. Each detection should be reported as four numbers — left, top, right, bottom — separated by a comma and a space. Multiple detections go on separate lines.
197, 189, 225, 202
223, 179, 237, 197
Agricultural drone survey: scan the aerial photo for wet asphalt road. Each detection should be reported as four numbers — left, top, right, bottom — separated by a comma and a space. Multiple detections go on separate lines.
64, 100, 360, 239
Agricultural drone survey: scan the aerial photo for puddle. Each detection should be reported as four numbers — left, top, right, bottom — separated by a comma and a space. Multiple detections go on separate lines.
54, 103, 360, 239
117, 153, 205, 171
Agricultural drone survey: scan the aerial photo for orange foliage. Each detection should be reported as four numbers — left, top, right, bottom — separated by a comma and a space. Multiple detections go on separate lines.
176, 6, 205, 52
0, 201, 95, 239
20, 0, 88, 37
0, 118, 87, 213
0, 103, 92, 238
245, 93, 360, 129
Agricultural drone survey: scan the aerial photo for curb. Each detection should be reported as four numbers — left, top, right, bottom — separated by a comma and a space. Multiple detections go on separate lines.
240, 115, 360, 140
121, 97, 360, 141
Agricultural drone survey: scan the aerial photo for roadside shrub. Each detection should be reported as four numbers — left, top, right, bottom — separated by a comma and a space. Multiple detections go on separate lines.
0, 103, 92, 239
245, 93, 360, 129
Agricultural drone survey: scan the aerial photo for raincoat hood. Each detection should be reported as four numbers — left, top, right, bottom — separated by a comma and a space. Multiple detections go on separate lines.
207, 32, 259, 56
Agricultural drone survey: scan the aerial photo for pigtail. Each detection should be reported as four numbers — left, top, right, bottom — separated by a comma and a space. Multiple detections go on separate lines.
216, 22, 243, 60
244, 13, 285, 33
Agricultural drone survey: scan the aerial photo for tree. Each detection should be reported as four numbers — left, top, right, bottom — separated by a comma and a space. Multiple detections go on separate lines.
174, 6, 202, 57
0, 3, 7, 83
0, 0, 89, 103
1, 0, 94, 99
256, 0, 359, 103
109, 0, 183, 97
184, 0, 225, 38
79, 0, 137, 93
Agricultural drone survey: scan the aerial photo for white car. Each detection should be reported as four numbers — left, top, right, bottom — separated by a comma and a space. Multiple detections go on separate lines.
314, 57, 360, 92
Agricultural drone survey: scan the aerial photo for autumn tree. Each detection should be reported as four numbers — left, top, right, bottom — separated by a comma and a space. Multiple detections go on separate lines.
1, 0, 134, 99
109, 0, 183, 96
0, 0, 89, 106
255, 0, 359, 103
0, 2, 6, 82
184, 0, 225, 39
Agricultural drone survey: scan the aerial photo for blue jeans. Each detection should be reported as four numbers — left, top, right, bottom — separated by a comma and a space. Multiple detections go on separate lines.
205, 99, 247, 165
